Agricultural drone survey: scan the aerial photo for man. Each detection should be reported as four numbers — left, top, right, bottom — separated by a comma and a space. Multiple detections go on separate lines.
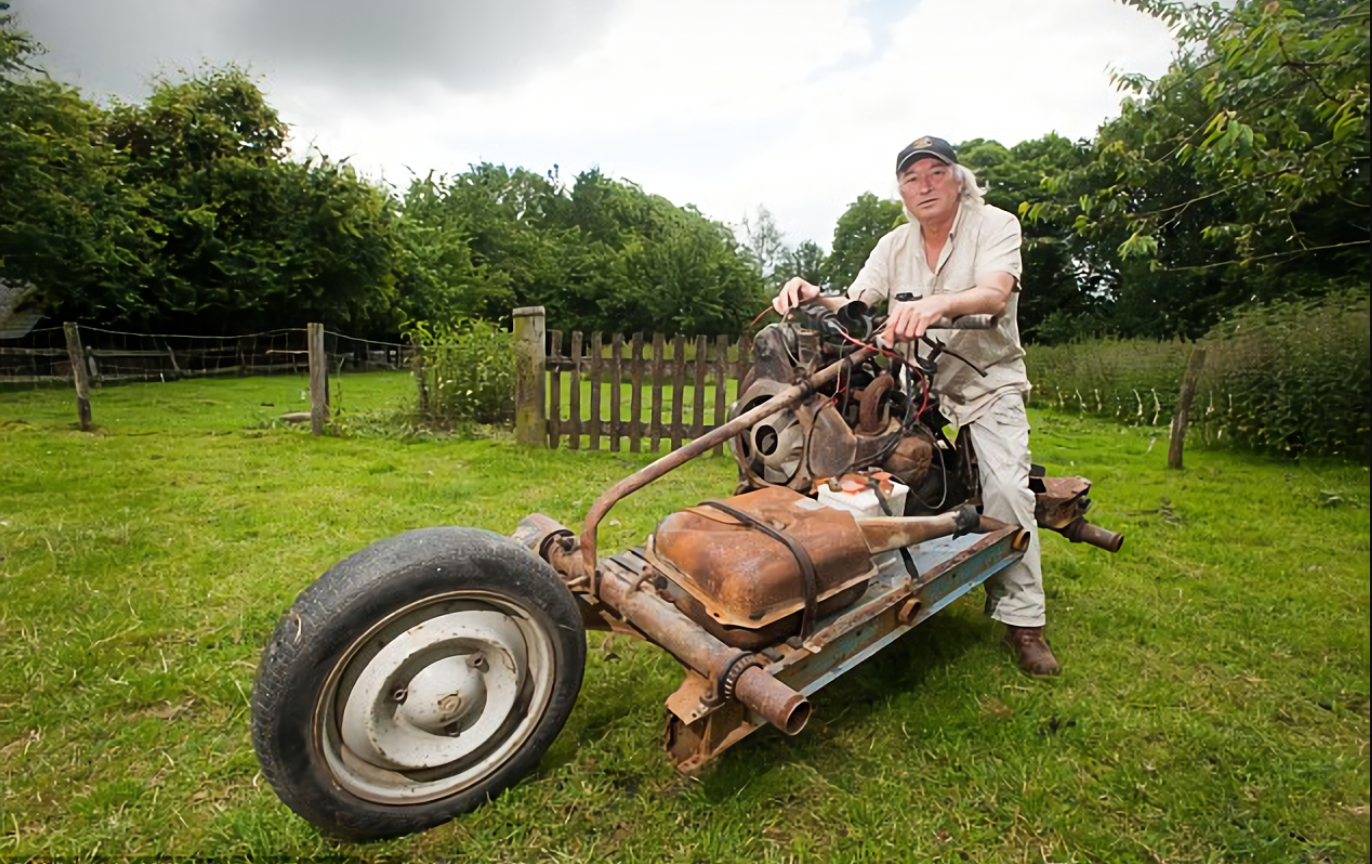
771, 135, 1058, 676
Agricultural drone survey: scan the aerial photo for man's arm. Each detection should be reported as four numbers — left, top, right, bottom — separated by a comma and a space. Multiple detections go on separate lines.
884, 273, 1015, 341
885, 209, 1021, 341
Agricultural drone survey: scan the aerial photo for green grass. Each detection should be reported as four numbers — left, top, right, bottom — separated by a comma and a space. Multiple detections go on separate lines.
0, 374, 1367, 862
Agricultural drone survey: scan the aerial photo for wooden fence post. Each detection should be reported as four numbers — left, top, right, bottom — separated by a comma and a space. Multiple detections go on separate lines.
1167, 346, 1207, 470
713, 334, 728, 456
568, 331, 583, 450
630, 333, 644, 453
650, 333, 665, 453
670, 334, 686, 451
548, 330, 562, 449
588, 332, 603, 451
691, 335, 707, 441
610, 333, 623, 452
308, 322, 328, 436
513, 307, 547, 447
62, 322, 92, 431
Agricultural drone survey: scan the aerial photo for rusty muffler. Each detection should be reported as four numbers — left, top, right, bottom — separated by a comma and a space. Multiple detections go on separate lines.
1054, 517, 1124, 553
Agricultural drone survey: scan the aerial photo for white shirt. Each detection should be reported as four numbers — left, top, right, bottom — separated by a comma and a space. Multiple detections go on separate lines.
846, 200, 1029, 427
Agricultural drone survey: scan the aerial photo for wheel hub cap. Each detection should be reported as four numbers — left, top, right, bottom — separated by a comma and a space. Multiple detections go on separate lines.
340, 610, 527, 771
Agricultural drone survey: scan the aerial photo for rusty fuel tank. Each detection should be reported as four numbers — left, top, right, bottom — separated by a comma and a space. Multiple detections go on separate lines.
647, 486, 1009, 633
648, 486, 876, 630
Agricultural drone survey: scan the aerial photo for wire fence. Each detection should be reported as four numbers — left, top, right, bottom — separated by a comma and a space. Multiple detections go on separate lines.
0, 322, 421, 435
0, 324, 416, 387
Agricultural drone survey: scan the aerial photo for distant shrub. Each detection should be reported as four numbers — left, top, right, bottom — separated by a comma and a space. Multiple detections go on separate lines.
1025, 294, 1371, 460
408, 319, 514, 427
1026, 337, 1188, 424
1198, 293, 1370, 458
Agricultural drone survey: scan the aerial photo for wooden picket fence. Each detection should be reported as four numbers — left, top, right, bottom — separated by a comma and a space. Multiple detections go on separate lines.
545, 329, 753, 455
512, 307, 754, 455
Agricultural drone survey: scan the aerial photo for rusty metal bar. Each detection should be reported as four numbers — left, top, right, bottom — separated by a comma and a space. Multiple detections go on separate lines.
855, 506, 1002, 554
733, 667, 810, 736
597, 562, 809, 735
579, 346, 876, 575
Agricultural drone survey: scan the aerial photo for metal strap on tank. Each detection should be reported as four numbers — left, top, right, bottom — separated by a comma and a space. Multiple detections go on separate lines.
697, 499, 819, 639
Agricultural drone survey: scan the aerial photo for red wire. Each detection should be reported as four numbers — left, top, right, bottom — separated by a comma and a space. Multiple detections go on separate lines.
836, 331, 931, 420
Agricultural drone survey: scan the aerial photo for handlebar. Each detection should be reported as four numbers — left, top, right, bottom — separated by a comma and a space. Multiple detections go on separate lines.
927, 314, 998, 330
892, 293, 999, 330
788, 294, 994, 377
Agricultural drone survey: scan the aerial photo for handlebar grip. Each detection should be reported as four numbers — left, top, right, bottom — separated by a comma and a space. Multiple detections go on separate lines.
928, 314, 998, 330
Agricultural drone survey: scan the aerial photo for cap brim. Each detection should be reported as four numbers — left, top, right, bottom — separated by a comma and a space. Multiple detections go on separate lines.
897, 150, 953, 174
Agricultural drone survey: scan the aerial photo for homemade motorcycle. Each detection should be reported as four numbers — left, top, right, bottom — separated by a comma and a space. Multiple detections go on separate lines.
250, 298, 1123, 840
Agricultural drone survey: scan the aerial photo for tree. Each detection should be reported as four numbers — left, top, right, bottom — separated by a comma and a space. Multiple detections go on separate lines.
779, 240, 828, 289
825, 193, 906, 290
0, 5, 147, 322
101, 67, 401, 333
1058, 0, 1369, 335
959, 135, 1120, 343
396, 165, 769, 336
740, 205, 787, 287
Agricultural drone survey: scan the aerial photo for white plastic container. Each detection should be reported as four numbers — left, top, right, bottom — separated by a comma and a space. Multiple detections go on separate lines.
817, 476, 910, 578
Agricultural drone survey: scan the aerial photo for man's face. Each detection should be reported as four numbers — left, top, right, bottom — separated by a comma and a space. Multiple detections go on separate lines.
898, 157, 959, 225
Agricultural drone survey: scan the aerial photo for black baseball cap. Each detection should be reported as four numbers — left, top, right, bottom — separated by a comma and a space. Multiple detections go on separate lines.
896, 136, 958, 174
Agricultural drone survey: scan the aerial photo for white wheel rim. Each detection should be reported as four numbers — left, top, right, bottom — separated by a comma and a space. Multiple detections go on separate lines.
316, 591, 556, 805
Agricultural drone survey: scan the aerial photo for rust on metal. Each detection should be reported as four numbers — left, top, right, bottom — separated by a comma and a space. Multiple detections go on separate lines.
1033, 475, 1092, 528
580, 346, 877, 579
733, 666, 810, 736
857, 373, 895, 434
1055, 517, 1124, 553
649, 486, 876, 629
1031, 475, 1123, 553
896, 597, 923, 626
881, 434, 934, 486
855, 505, 981, 554
595, 552, 811, 734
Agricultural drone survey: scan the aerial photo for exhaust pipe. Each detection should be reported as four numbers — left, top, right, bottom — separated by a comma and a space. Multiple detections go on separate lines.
1054, 517, 1124, 553
599, 563, 811, 736
857, 505, 1027, 554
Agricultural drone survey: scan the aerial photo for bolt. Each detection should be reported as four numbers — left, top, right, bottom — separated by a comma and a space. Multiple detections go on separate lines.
391, 687, 408, 703
438, 694, 462, 718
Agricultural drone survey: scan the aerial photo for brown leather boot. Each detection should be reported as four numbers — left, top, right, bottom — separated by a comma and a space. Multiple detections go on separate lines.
1004, 625, 1061, 676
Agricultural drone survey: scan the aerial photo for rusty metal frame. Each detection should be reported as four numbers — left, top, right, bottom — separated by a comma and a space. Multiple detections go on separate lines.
662, 527, 1024, 771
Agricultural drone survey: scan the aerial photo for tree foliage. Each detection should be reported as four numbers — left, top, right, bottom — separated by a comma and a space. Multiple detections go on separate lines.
1029, 0, 1369, 338
100, 68, 399, 332
825, 192, 907, 290
0, 9, 767, 338
3, 1, 1365, 345
395, 166, 769, 336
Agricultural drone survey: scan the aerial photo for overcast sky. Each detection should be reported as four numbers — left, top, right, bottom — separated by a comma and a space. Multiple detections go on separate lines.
15, 0, 1175, 249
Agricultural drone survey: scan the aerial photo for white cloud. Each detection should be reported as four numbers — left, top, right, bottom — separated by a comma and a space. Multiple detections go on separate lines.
19, 0, 1176, 249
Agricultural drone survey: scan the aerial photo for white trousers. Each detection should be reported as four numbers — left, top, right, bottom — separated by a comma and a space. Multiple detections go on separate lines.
964, 395, 1046, 627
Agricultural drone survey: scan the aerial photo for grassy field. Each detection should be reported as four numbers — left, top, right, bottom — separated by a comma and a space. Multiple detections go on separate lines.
0, 373, 1367, 862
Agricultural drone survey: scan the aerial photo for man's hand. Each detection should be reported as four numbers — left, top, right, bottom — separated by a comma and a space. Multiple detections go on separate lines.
772, 277, 821, 315
883, 294, 953, 342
